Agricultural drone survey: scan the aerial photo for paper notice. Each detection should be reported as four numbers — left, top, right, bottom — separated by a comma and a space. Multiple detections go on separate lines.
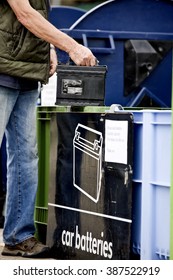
105, 119, 128, 164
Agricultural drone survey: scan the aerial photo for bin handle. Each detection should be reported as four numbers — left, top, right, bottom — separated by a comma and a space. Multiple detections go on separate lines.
82, 34, 116, 54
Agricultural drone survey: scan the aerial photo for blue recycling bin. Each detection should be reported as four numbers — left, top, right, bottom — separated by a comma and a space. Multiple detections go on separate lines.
61, 0, 173, 107
48, 5, 86, 62
49, 5, 86, 29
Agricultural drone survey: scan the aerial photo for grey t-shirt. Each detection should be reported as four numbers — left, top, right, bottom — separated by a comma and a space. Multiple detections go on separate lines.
0, 74, 38, 90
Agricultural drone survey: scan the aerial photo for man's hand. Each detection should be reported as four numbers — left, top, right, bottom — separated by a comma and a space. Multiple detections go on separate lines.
68, 44, 97, 67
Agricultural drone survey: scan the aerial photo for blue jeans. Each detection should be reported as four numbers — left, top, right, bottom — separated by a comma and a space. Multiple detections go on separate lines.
0, 85, 39, 245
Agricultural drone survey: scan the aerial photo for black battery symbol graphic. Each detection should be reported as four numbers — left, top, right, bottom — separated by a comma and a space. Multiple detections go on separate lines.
73, 124, 103, 203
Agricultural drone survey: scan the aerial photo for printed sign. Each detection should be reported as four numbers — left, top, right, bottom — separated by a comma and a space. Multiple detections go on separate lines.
105, 120, 128, 164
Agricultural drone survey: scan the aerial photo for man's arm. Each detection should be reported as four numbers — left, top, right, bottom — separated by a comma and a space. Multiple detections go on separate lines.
7, 0, 96, 66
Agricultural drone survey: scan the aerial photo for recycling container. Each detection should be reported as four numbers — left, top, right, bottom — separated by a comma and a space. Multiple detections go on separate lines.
45, 108, 134, 259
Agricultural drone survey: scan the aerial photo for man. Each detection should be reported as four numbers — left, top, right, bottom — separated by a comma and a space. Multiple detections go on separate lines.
0, 0, 97, 258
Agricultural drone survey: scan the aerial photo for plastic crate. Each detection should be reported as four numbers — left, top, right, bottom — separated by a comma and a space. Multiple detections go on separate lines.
35, 106, 68, 241
130, 109, 172, 260
35, 206, 48, 225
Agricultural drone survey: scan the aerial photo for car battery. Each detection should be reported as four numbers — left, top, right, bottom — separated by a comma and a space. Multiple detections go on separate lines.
73, 123, 103, 203
55, 65, 107, 106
